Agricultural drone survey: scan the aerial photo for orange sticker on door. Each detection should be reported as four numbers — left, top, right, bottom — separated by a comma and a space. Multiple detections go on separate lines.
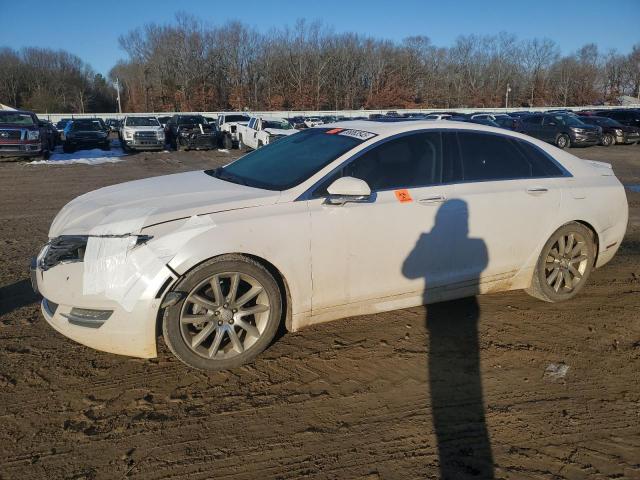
395, 189, 413, 203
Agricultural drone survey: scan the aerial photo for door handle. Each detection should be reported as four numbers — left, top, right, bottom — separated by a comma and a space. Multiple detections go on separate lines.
526, 187, 549, 195
418, 194, 446, 204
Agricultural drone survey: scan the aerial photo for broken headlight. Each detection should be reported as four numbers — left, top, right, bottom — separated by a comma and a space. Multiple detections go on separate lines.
41, 235, 88, 270
40, 235, 152, 270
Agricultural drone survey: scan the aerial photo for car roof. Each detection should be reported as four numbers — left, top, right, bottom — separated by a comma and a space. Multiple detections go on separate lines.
315, 119, 510, 137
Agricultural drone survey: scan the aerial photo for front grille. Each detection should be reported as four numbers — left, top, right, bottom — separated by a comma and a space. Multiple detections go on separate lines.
0, 129, 22, 140
134, 131, 158, 139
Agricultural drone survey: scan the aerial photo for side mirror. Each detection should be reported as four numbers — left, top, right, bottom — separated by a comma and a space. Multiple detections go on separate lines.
325, 177, 372, 206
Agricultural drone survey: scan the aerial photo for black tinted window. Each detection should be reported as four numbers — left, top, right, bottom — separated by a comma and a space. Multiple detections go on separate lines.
343, 132, 442, 191
456, 132, 532, 181
523, 116, 542, 125
512, 140, 564, 177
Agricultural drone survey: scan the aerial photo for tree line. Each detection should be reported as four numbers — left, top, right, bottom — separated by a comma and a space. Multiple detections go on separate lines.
1, 15, 639, 113
0, 47, 116, 113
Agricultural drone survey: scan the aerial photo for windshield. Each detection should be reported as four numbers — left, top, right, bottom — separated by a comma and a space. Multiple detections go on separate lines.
262, 120, 292, 130
592, 117, 620, 127
72, 121, 102, 131
0, 112, 35, 125
224, 115, 248, 122
177, 116, 206, 125
206, 128, 368, 190
554, 115, 586, 127
125, 117, 160, 127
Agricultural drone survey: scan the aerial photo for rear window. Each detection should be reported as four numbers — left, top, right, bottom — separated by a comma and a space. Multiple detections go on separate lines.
177, 116, 206, 125
207, 128, 369, 190
224, 115, 248, 122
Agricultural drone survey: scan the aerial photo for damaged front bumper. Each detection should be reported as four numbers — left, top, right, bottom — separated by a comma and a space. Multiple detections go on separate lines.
31, 246, 174, 358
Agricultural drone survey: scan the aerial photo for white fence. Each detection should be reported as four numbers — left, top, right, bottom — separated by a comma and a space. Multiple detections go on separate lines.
35, 105, 640, 123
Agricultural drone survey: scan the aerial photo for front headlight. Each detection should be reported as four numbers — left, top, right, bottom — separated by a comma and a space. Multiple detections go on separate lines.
614, 129, 623, 135
124, 129, 133, 139
156, 130, 165, 140
27, 130, 40, 140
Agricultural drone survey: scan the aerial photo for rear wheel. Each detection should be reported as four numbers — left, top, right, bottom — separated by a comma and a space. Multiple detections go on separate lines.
163, 255, 283, 370
601, 133, 614, 147
526, 222, 595, 303
556, 134, 570, 149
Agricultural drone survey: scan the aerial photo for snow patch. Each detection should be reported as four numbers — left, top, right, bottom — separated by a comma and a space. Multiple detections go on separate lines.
28, 145, 126, 166
217, 149, 230, 153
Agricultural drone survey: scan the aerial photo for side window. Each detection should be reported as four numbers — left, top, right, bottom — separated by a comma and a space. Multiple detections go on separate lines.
313, 132, 443, 196
523, 116, 542, 125
248, 118, 255, 129
513, 140, 565, 177
456, 132, 532, 181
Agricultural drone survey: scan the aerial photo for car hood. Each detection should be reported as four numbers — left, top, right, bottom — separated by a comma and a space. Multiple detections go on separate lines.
49, 171, 281, 237
264, 128, 297, 136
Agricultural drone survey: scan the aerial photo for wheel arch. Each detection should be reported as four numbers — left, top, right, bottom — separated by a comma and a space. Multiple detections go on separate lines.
155, 252, 294, 343
574, 219, 600, 266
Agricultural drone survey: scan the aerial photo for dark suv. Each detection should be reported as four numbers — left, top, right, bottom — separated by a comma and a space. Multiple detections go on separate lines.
0, 110, 51, 160
63, 119, 110, 153
520, 113, 601, 149
595, 109, 640, 130
578, 115, 640, 146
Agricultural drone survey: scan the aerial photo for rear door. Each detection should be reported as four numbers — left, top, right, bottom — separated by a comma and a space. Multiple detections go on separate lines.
522, 115, 543, 140
447, 131, 564, 283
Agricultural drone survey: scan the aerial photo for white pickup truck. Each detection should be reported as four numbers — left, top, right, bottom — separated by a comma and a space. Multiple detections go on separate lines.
217, 113, 249, 149
237, 116, 297, 150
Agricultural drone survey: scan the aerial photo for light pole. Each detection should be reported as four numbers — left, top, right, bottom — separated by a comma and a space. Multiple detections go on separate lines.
115, 78, 122, 114
505, 83, 512, 110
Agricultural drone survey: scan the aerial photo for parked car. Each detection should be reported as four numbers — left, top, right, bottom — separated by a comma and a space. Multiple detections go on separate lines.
304, 117, 324, 128
165, 115, 219, 151
0, 110, 51, 160
217, 113, 250, 149
55, 118, 72, 131
595, 109, 640, 130
578, 116, 640, 146
236, 116, 296, 150
40, 120, 59, 148
31, 120, 627, 370
519, 113, 601, 149
424, 114, 452, 120
119, 116, 165, 152
105, 119, 122, 132
63, 119, 110, 153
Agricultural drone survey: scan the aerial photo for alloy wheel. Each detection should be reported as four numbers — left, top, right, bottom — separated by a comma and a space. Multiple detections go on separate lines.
544, 232, 589, 293
179, 272, 270, 360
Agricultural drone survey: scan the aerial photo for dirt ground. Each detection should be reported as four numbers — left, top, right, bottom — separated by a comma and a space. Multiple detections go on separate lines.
1, 142, 639, 480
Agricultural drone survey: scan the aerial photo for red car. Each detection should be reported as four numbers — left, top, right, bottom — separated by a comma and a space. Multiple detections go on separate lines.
0, 110, 51, 160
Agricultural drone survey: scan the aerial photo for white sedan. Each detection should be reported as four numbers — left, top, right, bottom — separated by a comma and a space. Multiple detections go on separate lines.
31, 121, 628, 370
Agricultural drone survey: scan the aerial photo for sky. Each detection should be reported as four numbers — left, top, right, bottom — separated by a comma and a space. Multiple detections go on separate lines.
1, 0, 638, 76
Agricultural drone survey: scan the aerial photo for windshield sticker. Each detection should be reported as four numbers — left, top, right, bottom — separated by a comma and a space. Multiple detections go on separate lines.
395, 189, 413, 203
337, 129, 377, 141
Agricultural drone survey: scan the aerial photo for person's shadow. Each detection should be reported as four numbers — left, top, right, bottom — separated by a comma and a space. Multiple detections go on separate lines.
402, 199, 494, 479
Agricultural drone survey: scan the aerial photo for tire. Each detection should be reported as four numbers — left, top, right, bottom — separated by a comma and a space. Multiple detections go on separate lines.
62, 144, 74, 154
175, 139, 182, 152
556, 134, 570, 149
223, 134, 233, 150
163, 255, 283, 371
238, 135, 246, 151
525, 222, 596, 303
601, 133, 614, 147
101, 142, 111, 151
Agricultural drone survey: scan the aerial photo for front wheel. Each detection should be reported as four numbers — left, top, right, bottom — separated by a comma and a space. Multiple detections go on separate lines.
163, 255, 283, 370
556, 134, 570, 149
525, 222, 595, 303
223, 134, 233, 150
601, 133, 614, 147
